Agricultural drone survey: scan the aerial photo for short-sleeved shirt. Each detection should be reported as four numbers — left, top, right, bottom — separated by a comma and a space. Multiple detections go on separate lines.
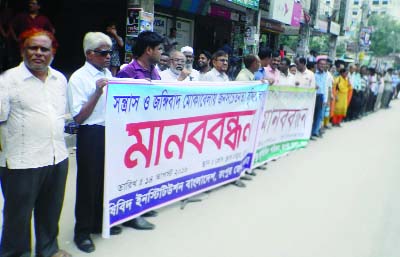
199, 68, 230, 82
67, 62, 113, 126
116, 59, 161, 80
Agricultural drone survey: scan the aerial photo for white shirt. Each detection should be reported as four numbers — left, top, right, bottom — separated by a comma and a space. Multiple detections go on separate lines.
279, 72, 295, 86
199, 68, 230, 82
67, 62, 112, 126
235, 68, 255, 81
0, 63, 68, 169
294, 68, 316, 88
160, 68, 199, 81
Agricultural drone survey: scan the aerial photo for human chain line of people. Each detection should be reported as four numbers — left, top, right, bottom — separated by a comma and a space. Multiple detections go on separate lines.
0, 25, 398, 257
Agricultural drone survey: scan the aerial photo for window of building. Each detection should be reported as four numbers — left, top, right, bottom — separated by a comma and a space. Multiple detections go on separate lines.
371, 10, 378, 14
326, 0, 331, 4
382, 0, 388, 4
372, 0, 379, 5
381, 10, 386, 14
352, 10, 358, 15
353, 0, 359, 5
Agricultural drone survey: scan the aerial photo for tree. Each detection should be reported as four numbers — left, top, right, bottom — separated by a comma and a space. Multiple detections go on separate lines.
368, 14, 400, 56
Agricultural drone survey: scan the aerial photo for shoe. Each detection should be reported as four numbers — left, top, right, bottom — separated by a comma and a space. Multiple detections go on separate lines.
240, 174, 252, 181
233, 180, 246, 188
51, 249, 72, 257
310, 136, 317, 141
123, 217, 155, 230
110, 226, 122, 235
141, 210, 158, 217
74, 236, 95, 253
246, 170, 257, 176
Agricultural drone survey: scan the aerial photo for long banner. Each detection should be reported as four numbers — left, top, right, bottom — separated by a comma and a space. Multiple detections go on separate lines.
103, 80, 267, 237
252, 86, 316, 167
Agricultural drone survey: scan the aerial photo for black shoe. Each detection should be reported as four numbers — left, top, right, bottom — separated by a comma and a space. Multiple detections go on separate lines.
141, 210, 158, 217
232, 180, 246, 188
310, 136, 317, 141
110, 226, 122, 235
123, 217, 155, 230
240, 174, 252, 181
74, 236, 95, 253
246, 170, 257, 176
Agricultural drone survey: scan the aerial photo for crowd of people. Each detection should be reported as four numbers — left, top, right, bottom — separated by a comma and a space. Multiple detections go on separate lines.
1, 9, 400, 256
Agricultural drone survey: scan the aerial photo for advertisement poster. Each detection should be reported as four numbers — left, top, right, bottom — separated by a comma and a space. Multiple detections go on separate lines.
126, 8, 142, 37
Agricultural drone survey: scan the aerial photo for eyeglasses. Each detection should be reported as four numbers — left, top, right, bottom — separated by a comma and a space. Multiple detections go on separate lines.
92, 49, 112, 56
185, 55, 193, 59
216, 59, 229, 63
171, 58, 185, 64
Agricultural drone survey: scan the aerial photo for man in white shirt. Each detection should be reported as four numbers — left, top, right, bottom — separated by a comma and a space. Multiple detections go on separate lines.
0, 28, 70, 257
160, 51, 196, 81
67, 32, 122, 253
181, 46, 200, 80
294, 57, 315, 88
200, 50, 230, 82
279, 57, 295, 86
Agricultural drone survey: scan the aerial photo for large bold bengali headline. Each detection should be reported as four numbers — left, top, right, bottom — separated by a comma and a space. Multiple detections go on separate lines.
102, 80, 315, 237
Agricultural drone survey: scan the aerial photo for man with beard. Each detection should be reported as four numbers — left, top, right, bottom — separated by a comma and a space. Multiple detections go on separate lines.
197, 50, 212, 78
181, 46, 200, 80
156, 52, 170, 72
265, 51, 281, 85
160, 50, 195, 81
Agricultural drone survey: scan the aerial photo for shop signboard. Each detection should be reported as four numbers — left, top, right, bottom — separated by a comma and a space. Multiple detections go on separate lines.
226, 0, 259, 10
153, 16, 167, 36
329, 21, 340, 36
126, 8, 142, 37
316, 19, 328, 33
268, 0, 294, 25
291, 1, 302, 27
139, 12, 154, 34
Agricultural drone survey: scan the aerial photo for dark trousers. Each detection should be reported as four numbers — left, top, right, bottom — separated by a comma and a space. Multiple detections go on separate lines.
74, 125, 105, 239
0, 159, 68, 257
311, 94, 323, 136
367, 92, 377, 112
348, 90, 363, 120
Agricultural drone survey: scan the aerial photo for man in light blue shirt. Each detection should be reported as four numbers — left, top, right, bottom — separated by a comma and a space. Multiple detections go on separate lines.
311, 57, 328, 139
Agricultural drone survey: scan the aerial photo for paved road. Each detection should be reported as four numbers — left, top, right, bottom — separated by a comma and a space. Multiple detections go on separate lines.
2, 101, 400, 257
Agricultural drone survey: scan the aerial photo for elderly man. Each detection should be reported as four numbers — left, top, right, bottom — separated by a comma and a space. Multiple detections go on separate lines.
294, 57, 315, 88
68, 32, 122, 253
160, 50, 196, 81
181, 46, 200, 80
200, 50, 230, 82
0, 28, 70, 257
235, 54, 260, 81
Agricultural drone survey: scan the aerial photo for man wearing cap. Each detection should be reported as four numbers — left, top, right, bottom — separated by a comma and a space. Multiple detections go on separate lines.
181, 46, 200, 81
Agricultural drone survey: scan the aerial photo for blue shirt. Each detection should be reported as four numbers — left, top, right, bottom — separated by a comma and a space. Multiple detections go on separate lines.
315, 70, 328, 103
254, 67, 266, 80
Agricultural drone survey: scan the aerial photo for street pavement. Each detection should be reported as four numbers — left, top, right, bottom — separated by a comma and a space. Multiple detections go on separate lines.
2, 101, 400, 257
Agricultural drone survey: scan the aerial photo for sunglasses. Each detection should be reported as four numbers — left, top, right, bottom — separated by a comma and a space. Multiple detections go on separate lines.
92, 49, 112, 56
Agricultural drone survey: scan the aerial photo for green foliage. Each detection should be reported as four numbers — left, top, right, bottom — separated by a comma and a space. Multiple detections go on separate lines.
309, 36, 330, 54
368, 14, 400, 56
279, 35, 299, 52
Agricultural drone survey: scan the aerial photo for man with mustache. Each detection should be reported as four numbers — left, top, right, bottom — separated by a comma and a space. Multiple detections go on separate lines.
160, 50, 196, 81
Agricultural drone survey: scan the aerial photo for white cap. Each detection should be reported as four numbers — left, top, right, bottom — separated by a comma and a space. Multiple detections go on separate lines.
180, 46, 194, 54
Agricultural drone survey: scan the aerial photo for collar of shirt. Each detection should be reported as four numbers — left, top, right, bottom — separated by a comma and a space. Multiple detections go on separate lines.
84, 61, 109, 77
266, 65, 277, 74
19, 62, 58, 82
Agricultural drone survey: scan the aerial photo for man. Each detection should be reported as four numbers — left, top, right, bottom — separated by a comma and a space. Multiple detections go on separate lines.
160, 51, 195, 81
68, 32, 122, 253
197, 50, 212, 77
312, 57, 328, 139
235, 54, 260, 81
199, 50, 230, 82
0, 28, 70, 257
200, 50, 247, 187
347, 64, 362, 119
279, 57, 295, 86
254, 47, 272, 80
163, 27, 177, 54
181, 46, 200, 80
289, 63, 297, 75
294, 57, 315, 88
117, 31, 163, 80
117, 31, 163, 228
359, 65, 369, 116
8, 0, 55, 66
156, 52, 169, 72
265, 51, 281, 85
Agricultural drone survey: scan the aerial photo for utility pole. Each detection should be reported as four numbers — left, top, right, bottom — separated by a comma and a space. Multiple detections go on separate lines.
296, 0, 319, 57
328, 0, 341, 60
356, 0, 369, 63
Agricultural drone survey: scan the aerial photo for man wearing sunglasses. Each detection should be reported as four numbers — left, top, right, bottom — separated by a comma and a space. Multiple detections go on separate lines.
67, 32, 122, 253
